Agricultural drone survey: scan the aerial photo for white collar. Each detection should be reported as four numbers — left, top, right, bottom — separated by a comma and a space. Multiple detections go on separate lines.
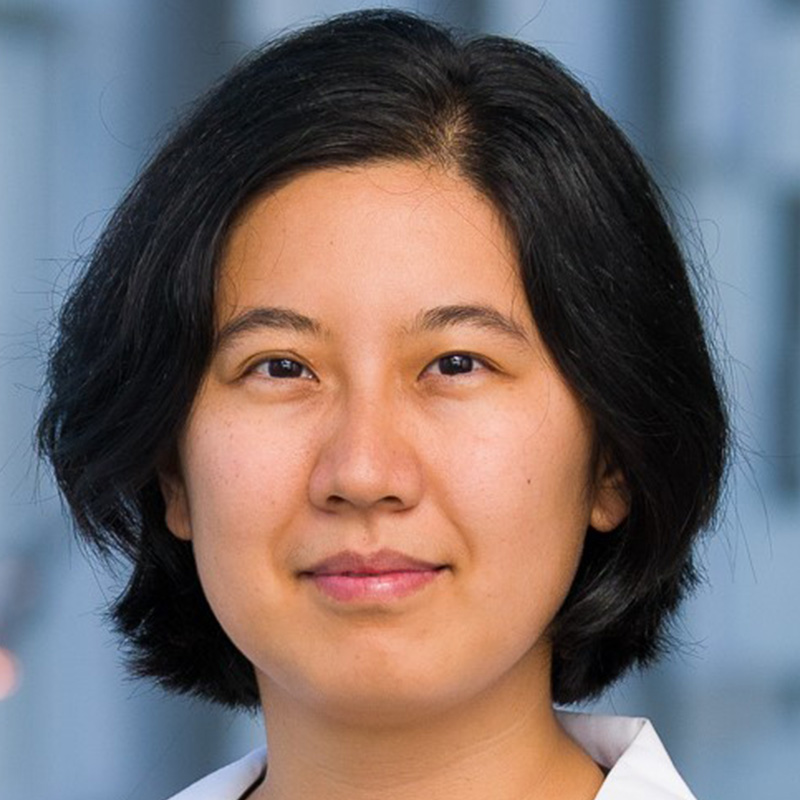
167, 745, 266, 800
168, 713, 696, 800
557, 712, 697, 799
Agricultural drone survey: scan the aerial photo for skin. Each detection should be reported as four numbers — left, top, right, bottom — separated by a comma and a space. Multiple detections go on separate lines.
161, 161, 629, 800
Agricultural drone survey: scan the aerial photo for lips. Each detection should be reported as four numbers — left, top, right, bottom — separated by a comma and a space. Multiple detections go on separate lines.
300, 549, 447, 603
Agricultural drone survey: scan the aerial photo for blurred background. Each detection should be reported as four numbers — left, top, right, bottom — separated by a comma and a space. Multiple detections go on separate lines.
0, 0, 798, 797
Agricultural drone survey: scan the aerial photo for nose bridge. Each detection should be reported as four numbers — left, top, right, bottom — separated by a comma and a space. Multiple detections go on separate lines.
308, 378, 422, 512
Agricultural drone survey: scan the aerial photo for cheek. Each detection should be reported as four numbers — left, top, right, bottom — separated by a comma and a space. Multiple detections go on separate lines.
432, 392, 595, 535
178, 410, 314, 589
183, 404, 311, 512
432, 393, 594, 608
175, 414, 321, 674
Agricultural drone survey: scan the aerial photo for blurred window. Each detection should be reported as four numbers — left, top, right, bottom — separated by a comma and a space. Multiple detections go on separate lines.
774, 192, 800, 495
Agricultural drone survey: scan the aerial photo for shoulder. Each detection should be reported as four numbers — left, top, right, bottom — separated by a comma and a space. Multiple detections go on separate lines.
557, 711, 697, 800
164, 746, 266, 800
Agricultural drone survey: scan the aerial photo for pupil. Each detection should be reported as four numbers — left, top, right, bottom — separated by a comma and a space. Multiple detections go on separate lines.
268, 358, 303, 378
440, 354, 473, 375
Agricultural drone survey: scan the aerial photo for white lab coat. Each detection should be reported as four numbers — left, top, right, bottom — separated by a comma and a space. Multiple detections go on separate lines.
167, 713, 697, 800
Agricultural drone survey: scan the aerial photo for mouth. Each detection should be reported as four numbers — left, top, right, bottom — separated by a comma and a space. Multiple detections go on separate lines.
299, 549, 448, 603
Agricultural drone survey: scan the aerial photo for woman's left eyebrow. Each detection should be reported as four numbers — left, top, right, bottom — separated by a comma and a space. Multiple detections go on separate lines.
407, 304, 531, 344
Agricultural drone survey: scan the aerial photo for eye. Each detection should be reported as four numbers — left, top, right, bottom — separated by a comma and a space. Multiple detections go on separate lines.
251, 357, 315, 380
425, 353, 487, 377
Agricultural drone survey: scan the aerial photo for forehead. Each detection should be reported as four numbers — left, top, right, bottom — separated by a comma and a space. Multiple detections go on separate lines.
217, 161, 529, 332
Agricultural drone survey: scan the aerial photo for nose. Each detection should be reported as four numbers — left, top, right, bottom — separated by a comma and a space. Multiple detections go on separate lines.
308, 389, 423, 514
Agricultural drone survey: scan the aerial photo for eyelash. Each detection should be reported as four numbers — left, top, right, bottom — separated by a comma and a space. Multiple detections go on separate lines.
251, 357, 316, 380
247, 353, 490, 381
422, 353, 489, 378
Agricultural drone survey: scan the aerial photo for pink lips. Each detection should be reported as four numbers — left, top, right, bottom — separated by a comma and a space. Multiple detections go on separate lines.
301, 550, 446, 603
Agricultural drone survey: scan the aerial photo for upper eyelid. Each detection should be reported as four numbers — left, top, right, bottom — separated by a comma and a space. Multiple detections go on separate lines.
246, 355, 317, 379
422, 352, 492, 375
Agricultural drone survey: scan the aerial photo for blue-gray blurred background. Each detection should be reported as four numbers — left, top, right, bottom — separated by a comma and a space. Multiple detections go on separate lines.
0, 1, 798, 797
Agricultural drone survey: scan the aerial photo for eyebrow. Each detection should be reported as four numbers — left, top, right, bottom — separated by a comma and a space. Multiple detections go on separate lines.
408, 304, 531, 344
214, 303, 530, 351
215, 307, 325, 351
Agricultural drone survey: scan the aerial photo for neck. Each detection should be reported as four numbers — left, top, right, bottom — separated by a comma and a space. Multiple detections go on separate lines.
250, 663, 603, 800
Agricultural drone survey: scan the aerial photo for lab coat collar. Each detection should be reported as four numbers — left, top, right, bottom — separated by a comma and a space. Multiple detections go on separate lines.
558, 712, 697, 799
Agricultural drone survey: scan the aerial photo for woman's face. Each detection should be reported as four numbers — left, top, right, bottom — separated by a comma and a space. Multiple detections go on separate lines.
162, 162, 627, 724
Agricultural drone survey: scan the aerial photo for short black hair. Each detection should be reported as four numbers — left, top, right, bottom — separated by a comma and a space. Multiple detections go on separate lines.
38, 9, 728, 707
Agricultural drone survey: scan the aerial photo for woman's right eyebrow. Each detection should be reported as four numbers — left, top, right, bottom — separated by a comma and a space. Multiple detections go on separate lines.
215, 307, 326, 351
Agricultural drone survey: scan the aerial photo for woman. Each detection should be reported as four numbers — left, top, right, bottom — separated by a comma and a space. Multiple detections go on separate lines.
37, 10, 728, 800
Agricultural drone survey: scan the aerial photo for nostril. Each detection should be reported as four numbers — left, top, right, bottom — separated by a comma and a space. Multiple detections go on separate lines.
325, 493, 404, 509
